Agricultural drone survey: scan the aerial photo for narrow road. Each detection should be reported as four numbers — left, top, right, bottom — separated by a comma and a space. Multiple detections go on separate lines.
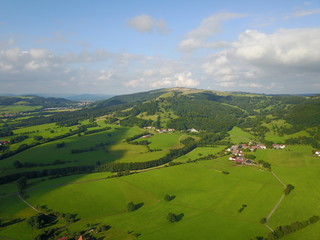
263, 171, 287, 232
264, 223, 274, 232
17, 192, 42, 214
272, 171, 287, 188
266, 193, 285, 221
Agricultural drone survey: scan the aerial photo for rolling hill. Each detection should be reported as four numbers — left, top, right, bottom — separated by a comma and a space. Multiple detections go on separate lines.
0, 88, 319, 240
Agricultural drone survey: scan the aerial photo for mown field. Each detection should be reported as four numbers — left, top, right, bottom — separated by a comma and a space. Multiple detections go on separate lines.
0, 157, 284, 240
0, 125, 188, 177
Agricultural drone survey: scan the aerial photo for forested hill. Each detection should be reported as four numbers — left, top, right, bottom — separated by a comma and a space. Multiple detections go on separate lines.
3, 88, 320, 146
0, 95, 74, 108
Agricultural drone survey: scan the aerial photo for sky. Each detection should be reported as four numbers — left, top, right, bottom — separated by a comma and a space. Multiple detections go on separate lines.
1, 0, 320, 95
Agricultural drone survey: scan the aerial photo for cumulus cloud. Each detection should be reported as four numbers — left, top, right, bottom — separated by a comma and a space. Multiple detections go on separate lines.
234, 28, 320, 69
1, 26, 320, 94
201, 27, 320, 93
128, 14, 170, 34
178, 12, 244, 51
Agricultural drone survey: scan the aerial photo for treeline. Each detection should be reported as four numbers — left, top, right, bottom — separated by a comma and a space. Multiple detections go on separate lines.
0, 165, 95, 185
262, 215, 320, 240
120, 116, 153, 128
125, 132, 150, 142
0, 126, 88, 160
10, 135, 29, 144
13, 159, 71, 168
83, 127, 111, 135
285, 136, 320, 148
97, 138, 197, 172
197, 132, 230, 146
129, 140, 150, 146
71, 147, 97, 154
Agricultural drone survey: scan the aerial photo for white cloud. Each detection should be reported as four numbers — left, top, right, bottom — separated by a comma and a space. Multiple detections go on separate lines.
178, 12, 244, 51
234, 28, 320, 68
128, 14, 170, 34
201, 27, 320, 93
291, 9, 320, 18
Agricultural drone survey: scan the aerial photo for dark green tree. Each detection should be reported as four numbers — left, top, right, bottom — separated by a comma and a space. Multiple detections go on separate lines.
167, 212, 177, 223
164, 194, 172, 201
284, 184, 294, 195
127, 202, 136, 212
16, 176, 27, 192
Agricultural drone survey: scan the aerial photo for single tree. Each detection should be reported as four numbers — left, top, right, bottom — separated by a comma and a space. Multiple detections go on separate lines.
164, 194, 171, 201
167, 212, 177, 223
16, 176, 27, 193
127, 202, 136, 212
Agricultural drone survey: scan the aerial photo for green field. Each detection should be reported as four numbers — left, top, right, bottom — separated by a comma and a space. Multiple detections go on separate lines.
174, 146, 226, 162
0, 105, 42, 113
0, 126, 188, 176
228, 126, 256, 144
0, 157, 283, 240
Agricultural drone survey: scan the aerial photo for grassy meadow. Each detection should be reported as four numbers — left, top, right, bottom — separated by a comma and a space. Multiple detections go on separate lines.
0, 157, 283, 240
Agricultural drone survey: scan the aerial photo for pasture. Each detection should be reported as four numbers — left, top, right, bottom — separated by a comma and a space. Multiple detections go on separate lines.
228, 126, 256, 144
0, 157, 282, 240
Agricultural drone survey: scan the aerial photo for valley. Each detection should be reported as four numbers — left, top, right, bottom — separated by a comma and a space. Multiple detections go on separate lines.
0, 88, 320, 240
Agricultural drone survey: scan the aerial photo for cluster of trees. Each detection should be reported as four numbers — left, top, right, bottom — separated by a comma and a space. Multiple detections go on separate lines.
265, 215, 320, 240
97, 138, 197, 172
238, 204, 247, 213
27, 213, 55, 229
0, 124, 13, 137
258, 160, 271, 169
10, 135, 29, 144
129, 140, 150, 146
13, 159, 69, 169
120, 116, 153, 128
71, 147, 97, 154
0, 165, 95, 185
285, 136, 320, 148
56, 142, 65, 148
197, 132, 230, 146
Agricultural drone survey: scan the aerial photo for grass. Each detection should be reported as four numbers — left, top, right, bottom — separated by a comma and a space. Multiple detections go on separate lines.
0, 105, 42, 113
173, 146, 226, 162
0, 157, 282, 240
252, 146, 320, 233
2, 121, 320, 239
228, 126, 256, 144
0, 127, 188, 176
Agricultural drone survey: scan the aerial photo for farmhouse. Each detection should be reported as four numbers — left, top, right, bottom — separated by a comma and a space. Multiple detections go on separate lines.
272, 144, 286, 149
188, 128, 199, 133
315, 151, 320, 157
141, 134, 152, 138
0, 141, 9, 145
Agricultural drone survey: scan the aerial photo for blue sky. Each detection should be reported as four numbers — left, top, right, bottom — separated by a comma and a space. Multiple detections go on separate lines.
1, 0, 320, 94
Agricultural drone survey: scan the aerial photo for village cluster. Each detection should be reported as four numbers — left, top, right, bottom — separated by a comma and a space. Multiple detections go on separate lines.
143, 126, 199, 133
226, 142, 286, 165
